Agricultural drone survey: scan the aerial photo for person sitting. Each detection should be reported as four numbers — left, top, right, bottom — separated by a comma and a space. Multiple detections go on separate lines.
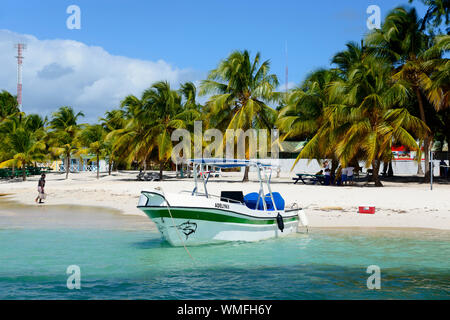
341, 167, 348, 185
335, 167, 343, 186
324, 168, 331, 185
346, 166, 355, 185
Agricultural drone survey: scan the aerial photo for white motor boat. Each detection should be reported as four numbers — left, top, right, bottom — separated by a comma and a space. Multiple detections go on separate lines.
137, 159, 308, 246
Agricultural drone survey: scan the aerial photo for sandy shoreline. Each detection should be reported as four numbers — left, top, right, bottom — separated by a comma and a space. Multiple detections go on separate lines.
0, 171, 449, 231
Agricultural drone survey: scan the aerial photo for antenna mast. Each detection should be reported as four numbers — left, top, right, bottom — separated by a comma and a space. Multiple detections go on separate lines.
15, 43, 26, 111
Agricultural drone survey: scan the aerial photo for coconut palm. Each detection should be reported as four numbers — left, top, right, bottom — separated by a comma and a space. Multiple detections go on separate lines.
277, 69, 343, 171
0, 90, 19, 122
113, 87, 159, 172
409, 0, 449, 31
366, 7, 449, 180
179, 81, 203, 130
113, 81, 186, 179
0, 115, 46, 181
199, 50, 280, 181
279, 43, 367, 175
79, 124, 107, 179
291, 43, 429, 186
48, 106, 84, 179
333, 56, 429, 185
423, 35, 450, 110
143, 81, 185, 180
100, 109, 126, 175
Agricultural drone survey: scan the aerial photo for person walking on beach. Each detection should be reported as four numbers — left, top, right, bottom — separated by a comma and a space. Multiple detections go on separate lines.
35, 173, 46, 204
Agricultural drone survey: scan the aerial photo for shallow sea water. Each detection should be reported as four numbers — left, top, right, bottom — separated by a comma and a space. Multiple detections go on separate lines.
0, 198, 449, 299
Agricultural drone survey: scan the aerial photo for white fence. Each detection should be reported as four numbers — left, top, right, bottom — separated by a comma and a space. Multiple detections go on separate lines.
249, 158, 447, 175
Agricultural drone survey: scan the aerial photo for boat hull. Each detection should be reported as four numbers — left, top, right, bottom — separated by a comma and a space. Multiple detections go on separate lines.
138, 192, 301, 246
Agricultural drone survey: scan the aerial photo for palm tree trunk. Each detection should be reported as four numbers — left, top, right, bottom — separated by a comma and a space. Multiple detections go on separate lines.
388, 161, 394, 177
22, 163, 26, 181
415, 88, 430, 181
382, 161, 388, 176
242, 166, 249, 182
417, 162, 424, 174
108, 159, 112, 175
96, 154, 100, 180
424, 138, 432, 181
65, 154, 70, 179
331, 159, 339, 185
372, 160, 383, 187
417, 142, 424, 174
159, 160, 164, 180
242, 151, 250, 182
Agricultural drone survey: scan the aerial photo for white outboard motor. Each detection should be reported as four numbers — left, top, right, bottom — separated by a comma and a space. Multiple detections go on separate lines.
297, 207, 309, 232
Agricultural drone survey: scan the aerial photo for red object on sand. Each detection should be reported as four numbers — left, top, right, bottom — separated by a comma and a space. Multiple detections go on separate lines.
359, 206, 375, 214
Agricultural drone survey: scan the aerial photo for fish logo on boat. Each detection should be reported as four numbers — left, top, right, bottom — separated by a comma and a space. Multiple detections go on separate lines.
154, 221, 166, 233
173, 221, 197, 240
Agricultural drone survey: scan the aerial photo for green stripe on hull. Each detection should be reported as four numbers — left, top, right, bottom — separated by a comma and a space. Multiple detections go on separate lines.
140, 207, 298, 225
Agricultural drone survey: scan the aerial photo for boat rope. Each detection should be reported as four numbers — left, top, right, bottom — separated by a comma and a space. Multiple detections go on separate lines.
155, 187, 195, 262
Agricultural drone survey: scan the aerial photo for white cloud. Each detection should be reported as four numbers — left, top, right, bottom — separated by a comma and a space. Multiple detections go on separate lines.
0, 29, 202, 122
277, 81, 297, 92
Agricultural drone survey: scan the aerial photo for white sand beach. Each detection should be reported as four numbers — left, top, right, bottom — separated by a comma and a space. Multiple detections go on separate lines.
0, 171, 449, 230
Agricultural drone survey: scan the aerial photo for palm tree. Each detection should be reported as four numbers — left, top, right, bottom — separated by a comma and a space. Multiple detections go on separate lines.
328, 56, 429, 186
366, 7, 448, 180
113, 81, 185, 179
291, 43, 429, 186
79, 124, 106, 179
113, 91, 157, 172
408, 0, 449, 32
277, 69, 342, 172
0, 115, 46, 181
423, 35, 450, 110
0, 90, 19, 122
100, 109, 126, 175
48, 106, 84, 179
199, 50, 280, 181
143, 81, 185, 180
179, 81, 203, 130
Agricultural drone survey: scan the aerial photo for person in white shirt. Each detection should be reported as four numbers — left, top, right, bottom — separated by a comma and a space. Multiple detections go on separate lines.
346, 166, 355, 185
341, 167, 347, 185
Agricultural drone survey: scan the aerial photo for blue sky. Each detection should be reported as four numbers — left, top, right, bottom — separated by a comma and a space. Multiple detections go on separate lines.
0, 0, 428, 121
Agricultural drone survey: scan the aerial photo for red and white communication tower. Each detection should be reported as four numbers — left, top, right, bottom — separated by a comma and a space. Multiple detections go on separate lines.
15, 43, 26, 111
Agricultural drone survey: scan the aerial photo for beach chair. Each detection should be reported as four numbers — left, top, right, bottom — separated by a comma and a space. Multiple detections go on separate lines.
0, 169, 8, 179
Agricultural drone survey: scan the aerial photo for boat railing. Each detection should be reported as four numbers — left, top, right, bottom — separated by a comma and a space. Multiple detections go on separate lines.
180, 190, 245, 205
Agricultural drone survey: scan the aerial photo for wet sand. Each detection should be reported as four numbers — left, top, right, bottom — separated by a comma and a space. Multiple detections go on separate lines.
0, 171, 449, 230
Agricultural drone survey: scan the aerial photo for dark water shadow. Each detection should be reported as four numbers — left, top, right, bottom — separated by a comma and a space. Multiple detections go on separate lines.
2, 263, 448, 300
131, 237, 172, 249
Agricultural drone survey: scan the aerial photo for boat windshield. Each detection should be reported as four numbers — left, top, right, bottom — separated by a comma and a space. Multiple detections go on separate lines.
189, 159, 279, 212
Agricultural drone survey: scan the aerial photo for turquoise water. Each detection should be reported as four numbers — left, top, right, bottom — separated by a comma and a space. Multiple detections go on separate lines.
0, 199, 449, 299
